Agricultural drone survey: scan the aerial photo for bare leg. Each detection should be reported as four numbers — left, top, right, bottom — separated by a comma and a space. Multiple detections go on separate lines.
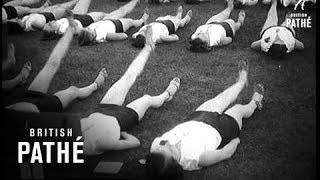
4, 0, 41, 7
14, 1, 50, 17
27, 17, 76, 93
72, 0, 92, 15
195, 60, 248, 114
280, 13, 296, 36
102, 0, 139, 20
2, 61, 32, 92
224, 83, 265, 129
53, 68, 108, 109
224, 10, 245, 36
178, 9, 192, 28
126, 77, 180, 120
40, 0, 78, 12
260, 0, 278, 36
119, 9, 149, 32
100, 26, 155, 105
206, 0, 234, 24
2, 43, 16, 72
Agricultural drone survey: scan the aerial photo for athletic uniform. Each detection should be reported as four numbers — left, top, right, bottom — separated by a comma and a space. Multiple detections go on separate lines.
22, 12, 55, 31
81, 104, 139, 155
260, 26, 296, 53
54, 14, 94, 35
136, 18, 175, 43
151, 111, 240, 171
3, 6, 18, 19
86, 19, 124, 42
15, 90, 63, 112
191, 21, 234, 46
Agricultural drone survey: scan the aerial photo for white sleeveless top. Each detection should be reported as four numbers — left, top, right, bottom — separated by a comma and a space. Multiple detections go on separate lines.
86, 20, 117, 42
192, 24, 226, 46
261, 26, 295, 53
151, 121, 222, 171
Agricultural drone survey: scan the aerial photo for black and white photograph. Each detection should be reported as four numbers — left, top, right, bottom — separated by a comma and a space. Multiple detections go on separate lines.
1, 0, 317, 179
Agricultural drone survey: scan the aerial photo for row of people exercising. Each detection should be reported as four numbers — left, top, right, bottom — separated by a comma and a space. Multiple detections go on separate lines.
6, 15, 265, 178
4, 0, 305, 55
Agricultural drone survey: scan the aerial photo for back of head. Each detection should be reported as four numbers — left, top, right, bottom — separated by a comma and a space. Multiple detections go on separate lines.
146, 152, 183, 179
78, 29, 95, 46
189, 37, 212, 52
132, 34, 146, 48
268, 44, 287, 59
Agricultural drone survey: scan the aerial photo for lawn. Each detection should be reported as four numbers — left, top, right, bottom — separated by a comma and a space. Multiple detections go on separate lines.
3, 0, 316, 179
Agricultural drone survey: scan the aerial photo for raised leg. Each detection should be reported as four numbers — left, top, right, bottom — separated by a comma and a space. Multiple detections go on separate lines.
100, 25, 155, 105
224, 83, 265, 129
195, 60, 248, 114
54, 68, 107, 109
4, 0, 41, 7
224, 10, 245, 36
14, 1, 50, 17
41, 0, 78, 12
206, 0, 233, 24
71, 0, 92, 15
126, 77, 180, 120
260, 0, 278, 36
119, 9, 149, 32
102, 0, 139, 20
27, 17, 76, 93
178, 9, 192, 28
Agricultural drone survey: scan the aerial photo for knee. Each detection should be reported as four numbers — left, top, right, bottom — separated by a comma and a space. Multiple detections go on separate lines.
68, 86, 80, 95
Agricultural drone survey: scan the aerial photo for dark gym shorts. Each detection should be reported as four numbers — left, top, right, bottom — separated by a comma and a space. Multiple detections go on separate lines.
38, 12, 55, 23
105, 19, 124, 33
95, 104, 139, 131
74, 14, 94, 27
3, 6, 18, 19
185, 111, 240, 149
18, 90, 63, 112
208, 21, 234, 38
156, 19, 176, 35
260, 25, 295, 39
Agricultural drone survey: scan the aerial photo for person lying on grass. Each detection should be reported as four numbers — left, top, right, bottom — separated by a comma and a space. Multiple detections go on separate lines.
251, 0, 304, 57
131, 5, 192, 48
79, 26, 181, 155
78, 7, 149, 46
262, 0, 316, 10
42, 0, 140, 40
2, 0, 50, 24
2, 43, 32, 92
189, 0, 245, 52
145, 60, 265, 179
5, 13, 108, 113
7, 0, 79, 32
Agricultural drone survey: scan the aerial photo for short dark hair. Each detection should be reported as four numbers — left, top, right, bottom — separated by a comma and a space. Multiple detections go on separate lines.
146, 152, 183, 179
268, 44, 287, 58
132, 34, 146, 48
189, 37, 212, 52
42, 30, 61, 40
78, 29, 95, 46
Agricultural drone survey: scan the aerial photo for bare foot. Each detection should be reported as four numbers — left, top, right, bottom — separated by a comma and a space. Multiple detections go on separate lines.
238, 10, 246, 26
238, 60, 249, 86
7, 43, 16, 67
19, 61, 32, 84
165, 77, 180, 102
141, 8, 150, 25
94, 68, 108, 88
252, 82, 265, 110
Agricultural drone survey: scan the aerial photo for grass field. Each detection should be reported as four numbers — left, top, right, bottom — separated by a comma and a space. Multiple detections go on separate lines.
3, 0, 316, 179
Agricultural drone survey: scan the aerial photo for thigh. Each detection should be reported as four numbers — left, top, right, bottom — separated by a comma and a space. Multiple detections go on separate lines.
224, 19, 236, 36
195, 98, 224, 114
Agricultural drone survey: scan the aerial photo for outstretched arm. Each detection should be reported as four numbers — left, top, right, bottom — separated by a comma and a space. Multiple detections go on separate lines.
198, 138, 240, 167
220, 37, 232, 46
112, 132, 141, 150
251, 39, 261, 51
294, 39, 304, 50
159, 34, 179, 42
105, 32, 128, 41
